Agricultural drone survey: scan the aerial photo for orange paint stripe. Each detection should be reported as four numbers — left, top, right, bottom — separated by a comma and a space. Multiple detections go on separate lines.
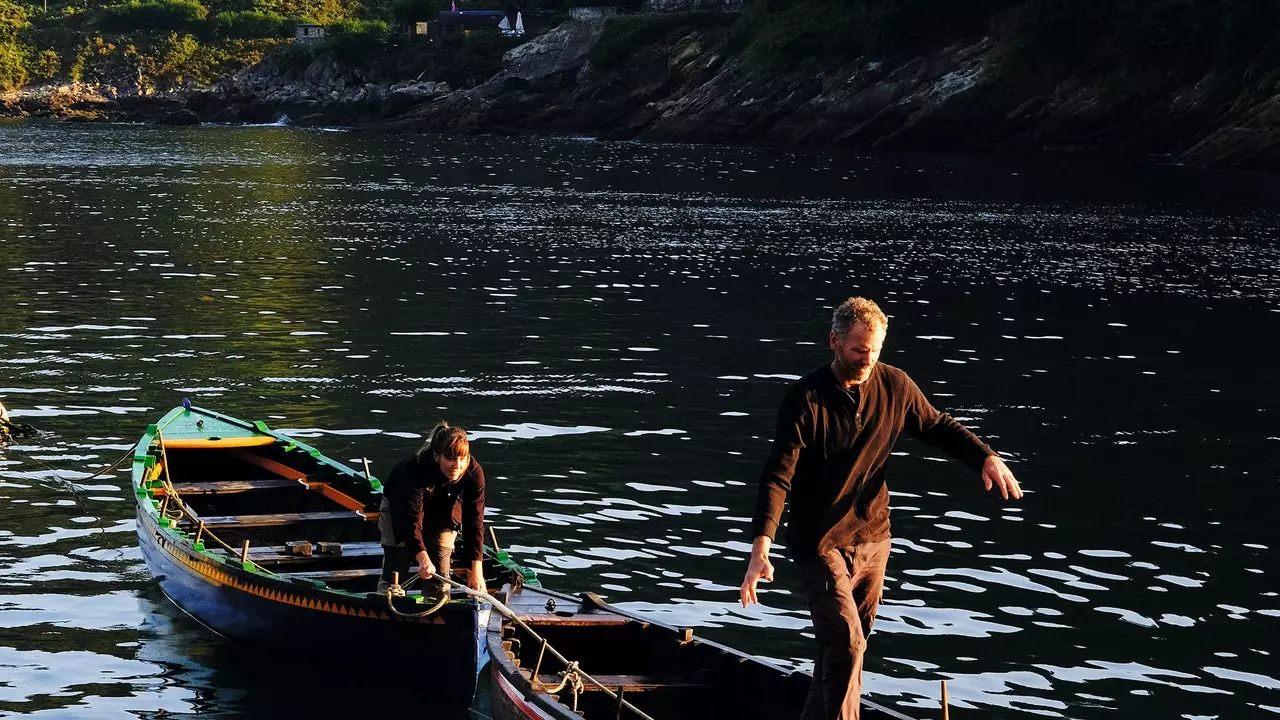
152, 528, 413, 621
163, 436, 277, 449
313, 483, 369, 513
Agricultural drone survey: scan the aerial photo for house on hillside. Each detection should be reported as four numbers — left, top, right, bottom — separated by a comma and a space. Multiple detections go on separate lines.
295, 23, 326, 43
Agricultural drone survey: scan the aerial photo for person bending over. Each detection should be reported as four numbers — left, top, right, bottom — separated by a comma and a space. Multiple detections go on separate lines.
378, 421, 487, 595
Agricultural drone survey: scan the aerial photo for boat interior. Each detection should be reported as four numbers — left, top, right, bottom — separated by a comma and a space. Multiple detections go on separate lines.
496, 588, 810, 719
152, 440, 499, 594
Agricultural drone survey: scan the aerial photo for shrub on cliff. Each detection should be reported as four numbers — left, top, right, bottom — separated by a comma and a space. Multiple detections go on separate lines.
210, 9, 293, 38
1, 0, 28, 40
419, 32, 515, 87
321, 18, 391, 63
262, 0, 356, 25
29, 47, 60, 78
0, 42, 26, 90
97, 0, 210, 34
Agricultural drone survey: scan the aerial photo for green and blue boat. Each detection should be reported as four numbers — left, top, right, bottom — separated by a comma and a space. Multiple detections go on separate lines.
132, 403, 534, 706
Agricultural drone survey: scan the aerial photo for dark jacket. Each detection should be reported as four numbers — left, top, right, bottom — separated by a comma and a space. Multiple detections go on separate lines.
751, 362, 993, 560
383, 455, 486, 562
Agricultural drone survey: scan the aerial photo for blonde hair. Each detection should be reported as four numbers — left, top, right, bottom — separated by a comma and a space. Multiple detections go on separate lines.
831, 297, 888, 338
418, 421, 469, 460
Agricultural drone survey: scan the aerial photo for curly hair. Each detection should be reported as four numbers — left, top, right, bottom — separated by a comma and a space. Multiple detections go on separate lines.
831, 297, 888, 338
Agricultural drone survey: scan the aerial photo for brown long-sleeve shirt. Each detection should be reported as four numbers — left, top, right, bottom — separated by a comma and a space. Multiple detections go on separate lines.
384, 456, 486, 562
751, 362, 994, 560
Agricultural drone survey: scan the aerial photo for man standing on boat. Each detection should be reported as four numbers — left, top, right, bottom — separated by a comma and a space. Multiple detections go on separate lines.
379, 421, 487, 595
740, 297, 1023, 720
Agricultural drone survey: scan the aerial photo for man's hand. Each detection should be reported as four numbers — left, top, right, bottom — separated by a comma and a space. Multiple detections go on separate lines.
739, 536, 775, 608
982, 454, 1023, 500
470, 560, 487, 594
416, 550, 436, 580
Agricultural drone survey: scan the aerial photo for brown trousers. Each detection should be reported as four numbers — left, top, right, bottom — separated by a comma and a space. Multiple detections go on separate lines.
378, 497, 458, 586
798, 539, 892, 720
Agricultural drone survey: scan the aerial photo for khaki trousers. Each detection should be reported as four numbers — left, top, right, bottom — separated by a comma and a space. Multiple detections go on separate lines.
378, 497, 457, 585
798, 539, 892, 720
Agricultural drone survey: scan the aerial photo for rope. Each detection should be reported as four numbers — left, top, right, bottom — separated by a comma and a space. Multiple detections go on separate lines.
438, 577, 657, 720
383, 572, 451, 618
1, 444, 135, 547
151, 429, 277, 576
6, 445, 133, 485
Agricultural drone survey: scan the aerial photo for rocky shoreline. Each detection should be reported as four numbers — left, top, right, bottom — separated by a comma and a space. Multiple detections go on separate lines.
5, 15, 1280, 171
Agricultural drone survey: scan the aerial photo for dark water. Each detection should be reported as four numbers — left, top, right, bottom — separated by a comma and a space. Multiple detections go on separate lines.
1, 122, 1278, 719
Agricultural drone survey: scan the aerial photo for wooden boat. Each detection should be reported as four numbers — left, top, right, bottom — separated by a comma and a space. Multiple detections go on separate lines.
132, 403, 535, 705
484, 582, 919, 720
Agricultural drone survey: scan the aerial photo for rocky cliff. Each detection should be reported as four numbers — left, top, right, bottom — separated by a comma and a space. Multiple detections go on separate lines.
7, 11, 1280, 172
366, 14, 1280, 171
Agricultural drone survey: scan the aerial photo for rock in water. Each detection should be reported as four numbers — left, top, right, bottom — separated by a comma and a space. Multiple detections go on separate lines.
156, 109, 201, 126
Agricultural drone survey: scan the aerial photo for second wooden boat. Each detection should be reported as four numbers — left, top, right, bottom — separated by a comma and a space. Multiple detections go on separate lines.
484, 582, 919, 720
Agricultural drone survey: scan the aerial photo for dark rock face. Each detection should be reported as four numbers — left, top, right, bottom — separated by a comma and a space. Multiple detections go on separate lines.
357, 18, 1280, 172
7, 16, 1280, 171
191, 54, 451, 128
155, 108, 201, 125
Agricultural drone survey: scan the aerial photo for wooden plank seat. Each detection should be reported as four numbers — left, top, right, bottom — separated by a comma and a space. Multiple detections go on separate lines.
169, 478, 303, 495
275, 567, 384, 582
515, 614, 635, 627
531, 673, 711, 692
196, 510, 367, 528
208, 540, 384, 564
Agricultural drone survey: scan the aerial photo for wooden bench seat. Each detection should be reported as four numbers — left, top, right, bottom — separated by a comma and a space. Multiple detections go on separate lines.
515, 614, 635, 626
170, 478, 302, 495
165, 477, 371, 516
277, 567, 384, 582
196, 510, 367, 528
209, 540, 384, 564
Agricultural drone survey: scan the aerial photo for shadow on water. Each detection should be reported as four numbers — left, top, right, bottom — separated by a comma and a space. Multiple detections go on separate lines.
131, 586, 474, 720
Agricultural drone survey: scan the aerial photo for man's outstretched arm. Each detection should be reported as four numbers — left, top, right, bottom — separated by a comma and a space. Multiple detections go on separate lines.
742, 391, 810, 606
903, 373, 1023, 500
740, 535, 775, 607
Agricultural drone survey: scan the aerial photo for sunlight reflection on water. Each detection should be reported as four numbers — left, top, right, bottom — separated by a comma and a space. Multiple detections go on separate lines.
1, 125, 1278, 718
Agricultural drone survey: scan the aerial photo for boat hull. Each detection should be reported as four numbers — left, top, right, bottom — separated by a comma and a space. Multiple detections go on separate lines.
489, 665, 558, 720
483, 585, 919, 720
138, 507, 485, 699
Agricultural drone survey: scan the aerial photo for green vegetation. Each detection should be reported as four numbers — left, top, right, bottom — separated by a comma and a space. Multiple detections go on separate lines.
0, 0, 512, 93
6, 0, 1280, 116
268, 20, 519, 87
